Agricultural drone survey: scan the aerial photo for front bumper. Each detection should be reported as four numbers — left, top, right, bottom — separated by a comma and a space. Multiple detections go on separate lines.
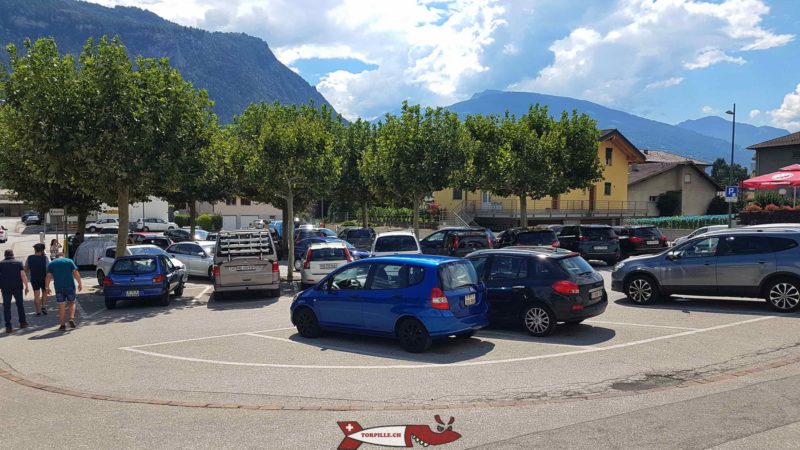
611, 279, 624, 292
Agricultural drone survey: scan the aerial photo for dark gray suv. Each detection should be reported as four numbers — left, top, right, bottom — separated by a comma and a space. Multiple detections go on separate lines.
611, 228, 800, 312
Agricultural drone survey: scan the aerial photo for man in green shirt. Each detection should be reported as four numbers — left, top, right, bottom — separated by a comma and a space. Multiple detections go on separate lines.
45, 252, 83, 331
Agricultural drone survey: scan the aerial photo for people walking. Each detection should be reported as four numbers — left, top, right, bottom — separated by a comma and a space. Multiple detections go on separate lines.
44, 252, 82, 331
0, 249, 29, 333
25, 243, 49, 315
49, 238, 62, 260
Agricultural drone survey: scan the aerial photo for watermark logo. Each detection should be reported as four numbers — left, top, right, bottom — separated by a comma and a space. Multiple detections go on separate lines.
337, 415, 461, 449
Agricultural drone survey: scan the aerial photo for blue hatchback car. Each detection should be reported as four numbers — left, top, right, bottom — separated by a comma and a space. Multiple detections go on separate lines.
290, 255, 489, 352
103, 255, 185, 309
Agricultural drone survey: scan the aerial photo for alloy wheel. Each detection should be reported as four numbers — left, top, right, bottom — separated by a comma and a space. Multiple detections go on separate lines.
524, 307, 551, 335
628, 278, 652, 303
768, 283, 800, 310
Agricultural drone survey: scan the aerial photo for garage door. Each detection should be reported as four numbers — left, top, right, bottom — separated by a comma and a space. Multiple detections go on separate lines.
222, 215, 238, 231
240, 215, 260, 228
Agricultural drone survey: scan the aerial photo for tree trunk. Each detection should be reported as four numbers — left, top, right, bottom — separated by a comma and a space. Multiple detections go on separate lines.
189, 201, 197, 238
286, 194, 295, 282
75, 209, 88, 236
412, 196, 421, 238
116, 187, 130, 258
361, 202, 369, 228
281, 207, 289, 259
519, 195, 528, 227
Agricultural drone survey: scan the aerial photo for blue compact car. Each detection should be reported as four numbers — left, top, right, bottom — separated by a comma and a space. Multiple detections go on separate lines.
103, 255, 186, 309
290, 255, 489, 352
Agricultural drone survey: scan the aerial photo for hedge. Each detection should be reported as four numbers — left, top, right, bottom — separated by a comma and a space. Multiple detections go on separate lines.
627, 215, 730, 229
173, 214, 190, 227
739, 210, 800, 225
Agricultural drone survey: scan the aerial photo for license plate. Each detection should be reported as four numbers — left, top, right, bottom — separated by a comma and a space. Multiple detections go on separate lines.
646, 240, 658, 245
234, 266, 256, 272
126, 290, 139, 297
591, 289, 603, 299
594, 246, 608, 250
464, 293, 476, 306
320, 263, 338, 269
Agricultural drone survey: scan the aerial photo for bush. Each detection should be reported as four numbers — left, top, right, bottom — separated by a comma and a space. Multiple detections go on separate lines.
782, 205, 796, 212
656, 191, 681, 217
753, 191, 786, 207
764, 203, 781, 212
173, 213, 190, 227
197, 213, 222, 231
706, 196, 728, 215
627, 215, 728, 229
744, 203, 762, 212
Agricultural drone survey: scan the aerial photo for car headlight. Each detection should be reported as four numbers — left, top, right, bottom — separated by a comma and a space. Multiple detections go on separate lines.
613, 262, 625, 271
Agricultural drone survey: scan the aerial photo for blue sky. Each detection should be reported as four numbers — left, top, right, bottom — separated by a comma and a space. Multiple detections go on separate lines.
88, 0, 800, 131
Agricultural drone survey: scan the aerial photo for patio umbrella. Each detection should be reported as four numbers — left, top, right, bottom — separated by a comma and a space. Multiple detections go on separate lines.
742, 164, 800, 206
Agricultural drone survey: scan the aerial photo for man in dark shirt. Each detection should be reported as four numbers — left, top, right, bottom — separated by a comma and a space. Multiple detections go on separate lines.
25, 243, 49, 315
0, 249, 29, 333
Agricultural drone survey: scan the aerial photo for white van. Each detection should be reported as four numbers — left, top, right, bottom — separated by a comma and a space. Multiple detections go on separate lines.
371, 231, 422, 257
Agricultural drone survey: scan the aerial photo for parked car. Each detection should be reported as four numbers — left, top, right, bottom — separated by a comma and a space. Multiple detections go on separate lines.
136, 217, 179, 232
165, 228, 208, 243
167, 241, 216, 278
613, 225, 668, 257
96, 244, 187, 285
0, 225, 6, 243
300, 242, 354, 287
337, 227, 376, 251
129, 232, 161, 244
466, 247, 606, 336
371, 231, 422, 257
290, 255, 489, 352
557, 224, 620, 265
24, 214, 41, 226
612, 228, 800, 312
99, 226, 119, 235
205, 232, 218, 242
139, 236, 173, 250
85, 218, 120, 233
673, 225, 730, 246
73, 235, 117, 267
420, 227, 493, 257
544, 224, 564, 235
21, 210, 38, 223
213, 230, 280, 298
103, 254, 186, 309
745, 223, 800, 229
294, 227, 337, 243
250, 219, 267, 229
178, 227, 210, 240
497, 227, 559, 248
294, 237, 369, 268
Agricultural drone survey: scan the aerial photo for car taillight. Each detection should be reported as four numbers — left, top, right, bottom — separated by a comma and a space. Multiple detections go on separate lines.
453, 236, 460, 250
212, 265, 220, 277
551, 240, 560, 247
103, 278, 113, 286
659, 236, 667, 243
344, 247, 353, 263
629, 236, 645, 245
152, 274, 165, 283
552, 280, 580, 295
303, 249, 312, 270
579, 236, 589, 241
430, 287, 449, 310
272, 261, 279, 273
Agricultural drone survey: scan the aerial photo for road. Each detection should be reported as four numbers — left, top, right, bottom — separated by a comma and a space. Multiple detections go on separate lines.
1, 216, 799, 449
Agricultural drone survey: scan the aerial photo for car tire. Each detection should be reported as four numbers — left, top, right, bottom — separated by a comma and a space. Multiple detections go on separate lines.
88, 226, 97, 233
396, 318, 432, 353
454, 330, 475, 339
522, 304, 557, 337
625, 274, 659, 305
158, 290, 170, 306
105, 298, 116, 309
293, 307, 322, 338
174, 283, 184, 297
168, 226, 174, 230
765, 277, 800, 312
96, 270, 105, 286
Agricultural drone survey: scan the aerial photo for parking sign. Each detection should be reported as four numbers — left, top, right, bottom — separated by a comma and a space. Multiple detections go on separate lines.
725, 186, 739, 203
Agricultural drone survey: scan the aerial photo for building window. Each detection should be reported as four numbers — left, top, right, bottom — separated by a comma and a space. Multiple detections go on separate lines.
649, 195, 658, 202
224, 198, 236, 206
604, 182, 612, 196
269, 215, 276, 220
452, 189, 463, 200
481, 191, 491, 204
240, 198, 252, 206
684, 174, 691, 184
605, 148, 613, 166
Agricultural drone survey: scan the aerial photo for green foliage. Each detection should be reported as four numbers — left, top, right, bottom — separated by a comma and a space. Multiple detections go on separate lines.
173, 214, 191, 228
197, 214, 222, 231
753, 190, 787, 207
628, 215, 729, 229
710, 158, 748, 188
706, 196, 729, 215
656, 191, 682, 216
334, 119, 377, 226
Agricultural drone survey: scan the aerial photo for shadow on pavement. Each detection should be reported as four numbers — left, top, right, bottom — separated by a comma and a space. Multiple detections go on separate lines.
483, 322, 616, 346
613, 297, 798, 317
207, 293, 280, 310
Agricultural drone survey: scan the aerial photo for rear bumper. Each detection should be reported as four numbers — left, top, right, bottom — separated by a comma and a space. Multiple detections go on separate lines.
419, 310, 489, 338
627, 246, 666, 256
105, 286, 166, 299
551, 297, 607, 321
215, 281, 279, 293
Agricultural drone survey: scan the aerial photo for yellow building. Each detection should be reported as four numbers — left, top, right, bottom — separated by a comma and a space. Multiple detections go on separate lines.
434, 129, 647, 227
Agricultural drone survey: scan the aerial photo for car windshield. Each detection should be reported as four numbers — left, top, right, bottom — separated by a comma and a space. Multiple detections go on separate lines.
516, 231, 556, 245
310, 247, 348, 261
582, 227, 616, 239
634, 227, 662, 237
558, 256, 595, 278
375, 235, 418, 252
129, 246, 165, 256
112, 258, 157, 274
439, 261, 478, 290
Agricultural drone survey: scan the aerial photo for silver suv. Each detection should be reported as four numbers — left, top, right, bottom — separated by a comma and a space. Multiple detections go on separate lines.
612, 228, 800, 312
213, 230, 280, 298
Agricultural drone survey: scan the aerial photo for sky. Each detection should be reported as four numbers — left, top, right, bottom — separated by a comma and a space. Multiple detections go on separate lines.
85, 0, 800, 131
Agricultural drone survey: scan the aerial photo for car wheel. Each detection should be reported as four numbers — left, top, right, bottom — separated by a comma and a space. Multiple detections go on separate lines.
625, 275, 659, 305
454, 330, 475, 339
522, 304, 557, 337
396, 318, 432, 353
104, 298, 116, 309
158, 290, 170, 306
294, 259, 302, 271
96, 270, 105, 286
88, 226, 97, 233
765, 278, 800, 312
168, 226, 174, 230
174, 283, 184, 297
293, 307, 322, 338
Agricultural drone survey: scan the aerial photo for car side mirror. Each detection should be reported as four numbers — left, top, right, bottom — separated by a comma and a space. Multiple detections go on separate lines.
667, 251, 681, 261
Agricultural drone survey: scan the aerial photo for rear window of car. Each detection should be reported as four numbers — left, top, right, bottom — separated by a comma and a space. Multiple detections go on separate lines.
768, 237, 799, 252
130, 247, 163, 256
310, 247, 347, 261
438, 261, 479, 290
557, 256, 594, 278
347, 229, 373, 239
634, 227, 662, 237
374, 235, 418, 252
319, 229, 337, 237
582, 227, 616, 239
112, 258, 157, 274
516, 231, 556, 246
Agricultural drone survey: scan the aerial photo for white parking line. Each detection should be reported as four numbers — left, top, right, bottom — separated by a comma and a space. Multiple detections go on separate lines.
122, 327, 297, 349
119, 316, 776, 370
584, 320, 700, 331
244, 332, 300, 345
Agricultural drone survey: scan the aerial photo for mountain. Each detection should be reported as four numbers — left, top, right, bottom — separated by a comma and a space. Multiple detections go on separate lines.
676, 116, 789, 150
0, 0, 332, 123
444, 90, 753, 166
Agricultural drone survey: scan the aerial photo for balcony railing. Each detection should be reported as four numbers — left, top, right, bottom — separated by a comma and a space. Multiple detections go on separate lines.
464, 199, 655, 219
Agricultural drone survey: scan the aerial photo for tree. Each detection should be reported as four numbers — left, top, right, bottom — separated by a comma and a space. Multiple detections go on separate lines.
367, 102, 469, 236
232, 102, 341, 281
335, 119, 377, 227
457, 114, 501, 209
710, 158, 748, 188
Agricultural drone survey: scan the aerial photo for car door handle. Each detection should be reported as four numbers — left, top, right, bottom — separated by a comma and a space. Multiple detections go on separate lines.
757, 260, 767, 264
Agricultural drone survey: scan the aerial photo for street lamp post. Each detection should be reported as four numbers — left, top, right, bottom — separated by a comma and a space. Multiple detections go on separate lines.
725, 104, 736, 228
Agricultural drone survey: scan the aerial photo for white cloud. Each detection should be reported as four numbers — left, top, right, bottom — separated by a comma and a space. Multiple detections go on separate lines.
770, 84, 800, 132
510, 0, 794, 106
502, 43, 519, 55
749, 109, 761, 119
645, 77, 684, 89
274, 44, 376, 66
702, 105, 714, 114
